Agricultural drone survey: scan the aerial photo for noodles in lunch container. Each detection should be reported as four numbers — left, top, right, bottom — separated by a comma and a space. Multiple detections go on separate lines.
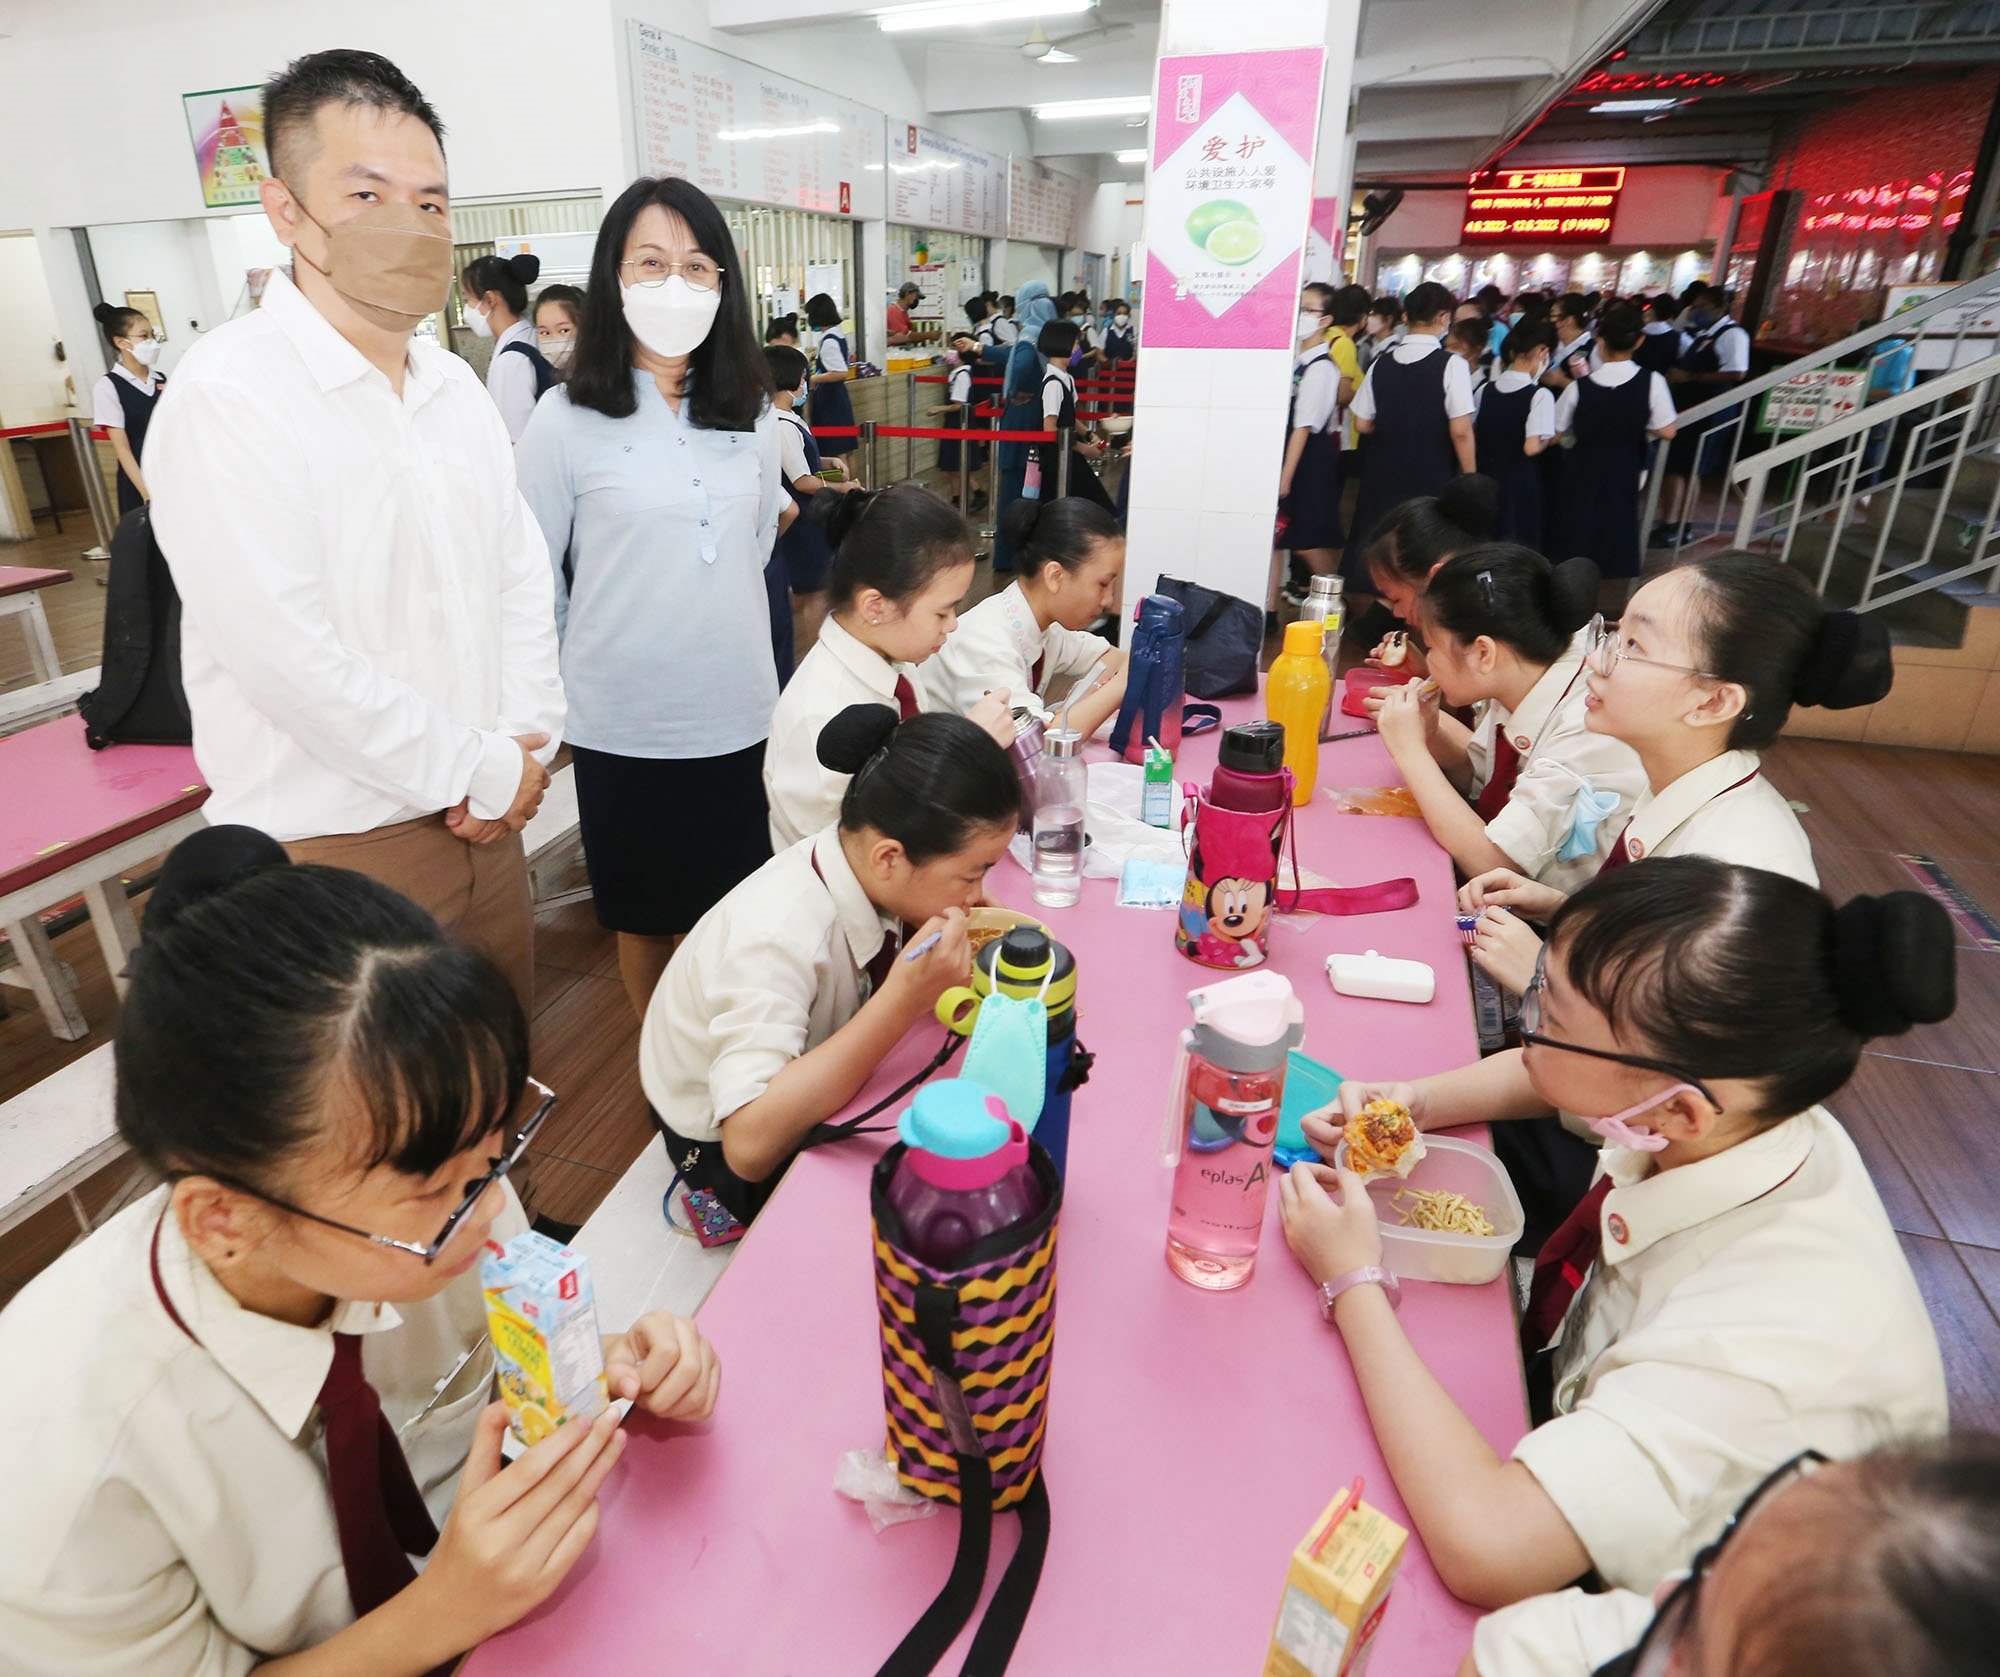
1391, 1187, 1496, 1238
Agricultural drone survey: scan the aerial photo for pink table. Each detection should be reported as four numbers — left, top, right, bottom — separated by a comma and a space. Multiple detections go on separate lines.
0, 715, 207, 1038
466, 707, 1528, 1676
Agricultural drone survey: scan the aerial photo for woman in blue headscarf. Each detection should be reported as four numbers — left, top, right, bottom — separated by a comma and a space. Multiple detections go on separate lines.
993, 281, 1060, 573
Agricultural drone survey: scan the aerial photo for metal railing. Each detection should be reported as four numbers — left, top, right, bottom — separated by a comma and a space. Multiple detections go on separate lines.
1638, 265, 2000, 553
1729, 349, 2000, 613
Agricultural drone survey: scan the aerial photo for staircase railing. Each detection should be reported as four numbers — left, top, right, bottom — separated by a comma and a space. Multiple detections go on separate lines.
1728, 349, 2000, 612
1637, 265, 2000, 549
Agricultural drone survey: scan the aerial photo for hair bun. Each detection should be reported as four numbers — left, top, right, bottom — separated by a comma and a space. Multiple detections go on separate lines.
92, 302, 120, 327
816, 485, 880, 546
508, 253, 542, 285
1831, 893, 1957, 1038
1547, 555, 1602, 633
148, 825, 291, 939
818, 701, 901, 774
1440, 473, 1500, 539
1795, 608, 1894, 710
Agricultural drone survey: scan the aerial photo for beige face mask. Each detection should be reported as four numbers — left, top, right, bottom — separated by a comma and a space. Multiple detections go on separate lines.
289, 195, 454, 332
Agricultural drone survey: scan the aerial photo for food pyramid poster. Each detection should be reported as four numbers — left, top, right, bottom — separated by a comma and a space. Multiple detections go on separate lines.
184, 87, 271, 210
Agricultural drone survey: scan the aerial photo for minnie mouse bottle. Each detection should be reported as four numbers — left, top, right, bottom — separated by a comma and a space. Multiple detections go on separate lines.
1162, 973, 1306, 1289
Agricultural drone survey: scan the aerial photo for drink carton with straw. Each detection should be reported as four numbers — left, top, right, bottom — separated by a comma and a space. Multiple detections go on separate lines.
480, 1230, 610, 1447
1261, 1477, 1407, 1677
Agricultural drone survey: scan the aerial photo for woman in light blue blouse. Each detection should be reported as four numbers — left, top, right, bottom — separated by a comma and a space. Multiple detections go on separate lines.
517, 176, 793, 1018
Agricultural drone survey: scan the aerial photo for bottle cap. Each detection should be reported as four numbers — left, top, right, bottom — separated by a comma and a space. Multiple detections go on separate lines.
1219, 720, 1286, 774
1284, 620, 1325, 656
1307, 575, 1344, 596
1045, 726, 1083, 759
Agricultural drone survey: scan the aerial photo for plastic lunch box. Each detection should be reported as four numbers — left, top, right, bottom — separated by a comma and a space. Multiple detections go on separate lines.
1336, 1134, 1524, 1286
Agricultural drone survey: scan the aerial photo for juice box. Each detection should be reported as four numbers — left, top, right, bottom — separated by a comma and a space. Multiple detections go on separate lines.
1261, 1479, 1407, 1677
480, 1230, 610, 1446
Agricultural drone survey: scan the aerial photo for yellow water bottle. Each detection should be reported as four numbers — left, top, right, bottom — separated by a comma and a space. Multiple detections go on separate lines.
1267, 620, 1332, 807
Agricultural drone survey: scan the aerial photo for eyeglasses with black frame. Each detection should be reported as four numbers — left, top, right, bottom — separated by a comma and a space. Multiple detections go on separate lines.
1622, 1450, 1828, 1677
205, 1075, 557, 1264
1520, 949, 1724, 1113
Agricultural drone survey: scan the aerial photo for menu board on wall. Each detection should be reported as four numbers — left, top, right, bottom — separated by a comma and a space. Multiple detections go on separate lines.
888, 121, 1007, 237
626, 22, 886, 219
1008, 157, 1087, 247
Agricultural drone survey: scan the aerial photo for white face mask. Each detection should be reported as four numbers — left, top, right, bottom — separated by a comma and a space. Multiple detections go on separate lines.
125, 338, 161, 367
1297, 312, 1325, 343
795, 379, 810, 404
621, 275, 722, 359
1114, 313, 1129, 326
539, 336, 575, 367
465, 301, 494, 340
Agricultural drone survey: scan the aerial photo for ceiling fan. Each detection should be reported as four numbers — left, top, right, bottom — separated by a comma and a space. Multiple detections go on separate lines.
954, 19, 1137, 61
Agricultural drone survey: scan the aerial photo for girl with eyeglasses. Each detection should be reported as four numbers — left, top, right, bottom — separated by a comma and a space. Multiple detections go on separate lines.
1278, 855, 1952, 1618
0, 826, 718, 1677
1468, 1436, 2000, 1677
1369, 544, 1648, 894
516, 176, 795, 1021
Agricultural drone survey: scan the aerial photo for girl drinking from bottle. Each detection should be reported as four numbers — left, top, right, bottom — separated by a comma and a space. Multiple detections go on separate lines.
1280, 855, 1952, 1614
644, 706, 1020, 1240
925, 496, 1130, 738
0, 826, 720, 1677
765, 485, 1014, 849
1369, 545, 1647, 893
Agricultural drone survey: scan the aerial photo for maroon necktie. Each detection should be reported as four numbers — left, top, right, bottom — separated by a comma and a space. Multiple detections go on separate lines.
318, 1332, 440, 1618
1597, 821, 1634, 875
1472, 732, 1522, 823
1520, 1176, 1615, 1359
1030, 654, 1047, 694
893, 675, 919, 721
865, 932, 903, 995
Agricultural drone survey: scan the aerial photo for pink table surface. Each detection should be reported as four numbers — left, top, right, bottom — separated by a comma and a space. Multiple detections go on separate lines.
467, 701, 1528, 1677
0, 565, 73, 598
0, 715, 208, 896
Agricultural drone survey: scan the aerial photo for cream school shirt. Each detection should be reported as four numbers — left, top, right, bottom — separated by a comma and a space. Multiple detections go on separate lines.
1464, 631, 1647, 894
764, 616, 928, 850
1512, 1108, 1946, 1594
1603, 747, 1817, 884
641, 827, 897, 1143
924, 580, 1111, 716
1472, 1587, 1655, 1677
0, 1182, 526, 1676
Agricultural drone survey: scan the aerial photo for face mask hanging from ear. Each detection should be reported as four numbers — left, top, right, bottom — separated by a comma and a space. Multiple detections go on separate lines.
288, 194, 455, 332
955, 964, 1055, 1129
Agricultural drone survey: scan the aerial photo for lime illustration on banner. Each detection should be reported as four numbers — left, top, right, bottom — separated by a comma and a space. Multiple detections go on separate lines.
1143, 50, 1327, 350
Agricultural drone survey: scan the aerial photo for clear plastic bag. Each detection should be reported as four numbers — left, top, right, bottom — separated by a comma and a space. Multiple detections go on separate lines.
834, 1448, 943, 1534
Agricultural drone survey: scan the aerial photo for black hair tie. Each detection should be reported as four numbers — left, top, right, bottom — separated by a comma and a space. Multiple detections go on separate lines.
1794, 609, 1860, 708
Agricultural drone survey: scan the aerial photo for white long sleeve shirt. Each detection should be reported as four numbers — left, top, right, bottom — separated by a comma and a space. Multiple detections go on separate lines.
146, 268, 564, 840
484, 318, 542, 443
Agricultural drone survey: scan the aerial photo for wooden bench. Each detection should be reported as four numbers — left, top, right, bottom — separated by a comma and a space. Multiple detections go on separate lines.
0, 665, 99, 738
0, 1042, 136, 1241
0, 565, 72, 684
0, 716, 208, 1040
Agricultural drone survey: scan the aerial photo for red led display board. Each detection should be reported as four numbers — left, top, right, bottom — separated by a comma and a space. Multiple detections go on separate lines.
1462, 166, 1627, 244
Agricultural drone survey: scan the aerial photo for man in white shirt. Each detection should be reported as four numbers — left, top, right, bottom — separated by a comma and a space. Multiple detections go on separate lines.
146, 49, 563, 1008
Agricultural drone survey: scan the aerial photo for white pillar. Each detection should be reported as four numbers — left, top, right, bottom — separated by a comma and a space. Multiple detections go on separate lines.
1121, 0, 1360, 622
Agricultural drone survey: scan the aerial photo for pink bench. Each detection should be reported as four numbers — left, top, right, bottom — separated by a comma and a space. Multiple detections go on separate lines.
0, 715, 207, 1039
465, 706, 1528, 1676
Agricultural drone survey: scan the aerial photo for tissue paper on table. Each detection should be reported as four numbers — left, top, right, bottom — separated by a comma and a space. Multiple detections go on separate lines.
1008, 761, 1186, 881
834, 1448, 942, 1533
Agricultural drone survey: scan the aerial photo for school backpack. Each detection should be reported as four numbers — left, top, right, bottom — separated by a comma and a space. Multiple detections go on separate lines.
499, 338, 559, 398
77, 505, 192, 750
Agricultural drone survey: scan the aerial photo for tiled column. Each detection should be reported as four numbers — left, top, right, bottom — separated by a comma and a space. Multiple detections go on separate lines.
1122, 0, 1361, 621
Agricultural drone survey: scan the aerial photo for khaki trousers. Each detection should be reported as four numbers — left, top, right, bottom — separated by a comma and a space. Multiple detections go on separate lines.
283, 815, 534, 1013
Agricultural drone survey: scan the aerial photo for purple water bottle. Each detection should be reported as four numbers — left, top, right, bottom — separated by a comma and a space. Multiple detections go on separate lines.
887, 1079, 1049, 1267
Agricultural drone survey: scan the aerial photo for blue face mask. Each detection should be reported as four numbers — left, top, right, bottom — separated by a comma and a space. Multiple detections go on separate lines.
1557, 778, 1625, 862
958, 972, 1052, 1129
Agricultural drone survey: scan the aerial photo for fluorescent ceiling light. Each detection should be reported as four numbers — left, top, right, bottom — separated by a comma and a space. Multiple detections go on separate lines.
1034, 95, 1150, 120
1589, 98, 1678, 114
877, 0, 1089, 31
1115, 148, 1147, 163
717, 119, 839, 141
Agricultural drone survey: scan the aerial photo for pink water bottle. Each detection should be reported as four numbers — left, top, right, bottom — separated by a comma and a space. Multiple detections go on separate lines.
888, 1079, 1048, 1267
1161, 972, 1306, 1290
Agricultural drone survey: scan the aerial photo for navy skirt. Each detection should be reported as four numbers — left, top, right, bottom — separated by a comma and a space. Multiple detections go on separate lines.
1278, 428, 1344, 549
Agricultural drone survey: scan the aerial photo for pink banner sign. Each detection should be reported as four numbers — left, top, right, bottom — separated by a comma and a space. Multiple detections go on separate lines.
1143, 48, 1327, 349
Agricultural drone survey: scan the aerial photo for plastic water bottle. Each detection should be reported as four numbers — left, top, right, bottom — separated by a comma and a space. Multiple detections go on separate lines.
1031, 727, 1085, 908
887, 1080, 1047, 1267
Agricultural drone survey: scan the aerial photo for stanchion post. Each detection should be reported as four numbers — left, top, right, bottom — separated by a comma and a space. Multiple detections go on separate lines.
1056, 425, 1072, 497
863, 419, 880, 490
66, 418, 114, 561
983, 408, 1000, 539
958, 418, 972, 521
904, 375, 916, 484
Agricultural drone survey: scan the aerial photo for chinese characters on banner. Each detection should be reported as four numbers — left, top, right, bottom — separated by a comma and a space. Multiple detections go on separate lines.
1143, 48, 1327, 349
183, 87, 270, 209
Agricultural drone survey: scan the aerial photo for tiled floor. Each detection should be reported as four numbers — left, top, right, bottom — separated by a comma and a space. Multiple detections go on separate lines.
4, 508, 1999, 1431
